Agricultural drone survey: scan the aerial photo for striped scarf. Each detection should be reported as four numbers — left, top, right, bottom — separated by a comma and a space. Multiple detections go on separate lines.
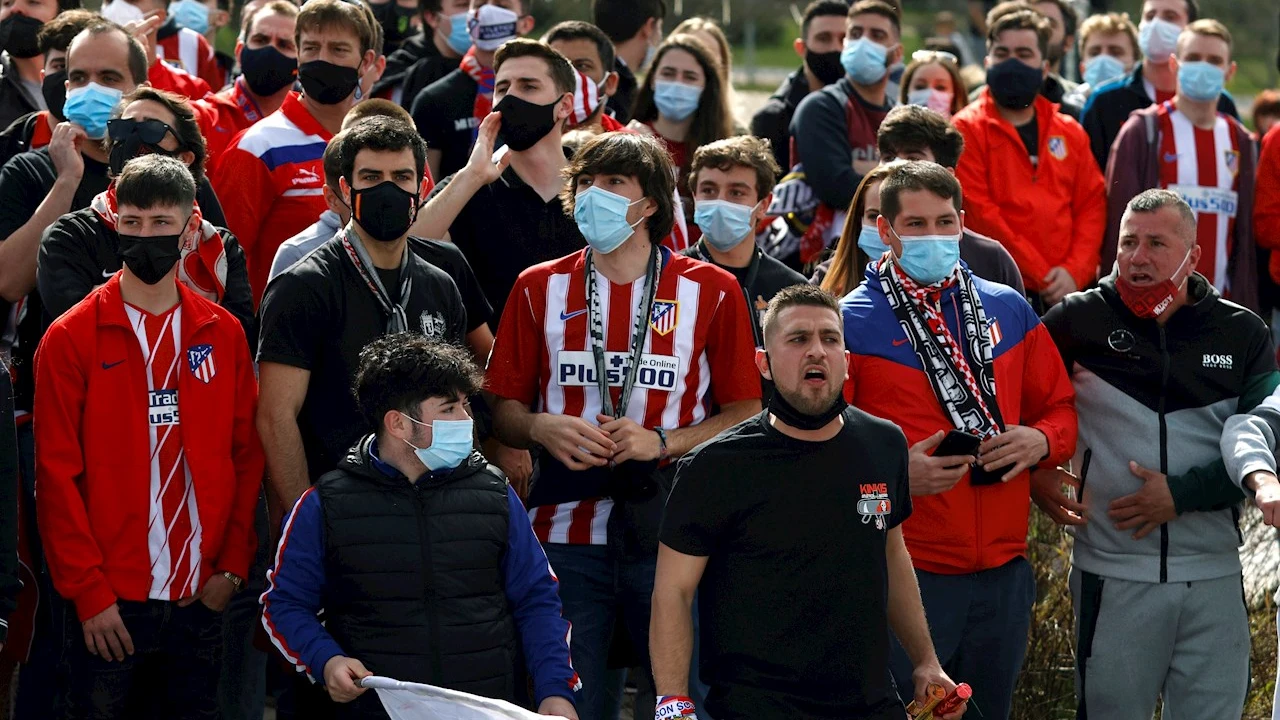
459, 47, 495, 132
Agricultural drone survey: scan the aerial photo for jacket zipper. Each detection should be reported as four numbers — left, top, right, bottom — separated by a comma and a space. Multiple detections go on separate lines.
1157, 326, 1170, 583
414, 488, 444, 683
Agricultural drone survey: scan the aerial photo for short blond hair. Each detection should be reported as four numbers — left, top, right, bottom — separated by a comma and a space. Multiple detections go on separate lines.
1078, 12, 1139, 61
1177, 18, 1232, 56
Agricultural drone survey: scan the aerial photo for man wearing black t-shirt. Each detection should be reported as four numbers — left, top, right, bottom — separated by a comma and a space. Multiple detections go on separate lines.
256, 117, 466, 519
410, 0, 534, 180
652, 285, 966, 720
419, 39, 584, 324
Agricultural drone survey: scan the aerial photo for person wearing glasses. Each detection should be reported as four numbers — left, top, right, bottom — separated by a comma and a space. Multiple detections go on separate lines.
899, 49, 968, 120
35, 86, 252, 331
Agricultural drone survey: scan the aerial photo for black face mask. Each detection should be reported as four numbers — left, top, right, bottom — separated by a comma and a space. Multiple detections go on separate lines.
350, 180, 419, 242
0, 14, 42, 59
371, 2, 417, 46
106, 118, 183, 176
42, 69, 67, 122
493, 93, 560, 152
118, 233, 183, 285
764, 353, 848, 431
806, 49, 844, 86
985, 57, 1043, 110
299, 59, 361, 105
239, 44, 298, 96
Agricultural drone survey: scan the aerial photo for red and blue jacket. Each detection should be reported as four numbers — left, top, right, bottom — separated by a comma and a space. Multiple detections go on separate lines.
841, 263, 1077, 574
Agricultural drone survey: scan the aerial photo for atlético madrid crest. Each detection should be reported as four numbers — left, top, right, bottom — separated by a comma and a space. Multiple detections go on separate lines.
187, 344, 216, 384
650, 300, 678, 336
1048, 136, 1067, 161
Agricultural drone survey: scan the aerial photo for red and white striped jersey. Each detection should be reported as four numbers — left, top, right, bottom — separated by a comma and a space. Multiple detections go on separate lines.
487, 248, 760, 545
1156, 101, 1241, 293
125, 303, 202, 601
157, 27, 225, 92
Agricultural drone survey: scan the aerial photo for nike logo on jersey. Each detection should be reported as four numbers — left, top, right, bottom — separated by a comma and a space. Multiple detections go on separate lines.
892, 338, 911, 347
559, 309, 588, 321
102, 269, 114, 278
101, 360, 125, 370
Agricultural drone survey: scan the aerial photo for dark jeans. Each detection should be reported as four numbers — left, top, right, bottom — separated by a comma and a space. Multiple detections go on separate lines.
543, 543, 656, 720
64, 599, 223, 720
217, 494, 271, 720
888, 556, 1035, 720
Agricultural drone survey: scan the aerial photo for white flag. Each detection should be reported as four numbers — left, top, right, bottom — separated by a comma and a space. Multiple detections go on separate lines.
360, 676, 571, 720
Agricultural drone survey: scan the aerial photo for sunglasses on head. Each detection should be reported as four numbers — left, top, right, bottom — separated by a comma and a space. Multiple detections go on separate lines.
911, 50, 960, 66
107, 118, 178, 147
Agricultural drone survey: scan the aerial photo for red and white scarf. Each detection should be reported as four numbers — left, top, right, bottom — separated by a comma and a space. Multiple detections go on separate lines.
878, 257, 1003, 437
567, 69, 602, 129
460, 46, 495, 130
91, 183, 229, 303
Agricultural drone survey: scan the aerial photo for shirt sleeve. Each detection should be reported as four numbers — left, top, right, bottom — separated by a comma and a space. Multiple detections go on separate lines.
0, 155, 42, 242
501, 487, 579, 705
486, 274, 542, 405
260, 487, 345, 682
453, 250, 493, 332
1222, 391, 1280, 488
36, 215, 103, 321
256, 270, 328, 369
790, 92, 859, 210
212, 143, 273, 275
659, 451, 730, 557
705, 277, 763, 407
1018, 319, 1079, 467
886, 428, 912, 530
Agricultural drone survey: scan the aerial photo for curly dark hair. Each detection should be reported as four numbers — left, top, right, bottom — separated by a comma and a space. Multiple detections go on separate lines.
354, 334, 483, 432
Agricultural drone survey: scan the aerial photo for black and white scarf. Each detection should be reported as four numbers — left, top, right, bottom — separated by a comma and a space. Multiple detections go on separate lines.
339, 225, 411, 333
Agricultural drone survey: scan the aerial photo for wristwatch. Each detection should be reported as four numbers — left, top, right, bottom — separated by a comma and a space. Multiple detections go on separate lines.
222, 571, 244, 592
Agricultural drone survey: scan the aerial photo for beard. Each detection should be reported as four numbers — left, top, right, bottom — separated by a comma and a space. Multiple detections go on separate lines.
775, 379, 842, 416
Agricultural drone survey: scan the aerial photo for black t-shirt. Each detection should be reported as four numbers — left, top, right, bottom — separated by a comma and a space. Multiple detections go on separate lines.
682, 241, 807, 346
1017, 116, 1039, 167
408, 236, 492, 333
257, 239, 467, 481
661, 408, 912, 720
0, 149, 225, 414
429, 165, 585, 325
411, 68, 479, 180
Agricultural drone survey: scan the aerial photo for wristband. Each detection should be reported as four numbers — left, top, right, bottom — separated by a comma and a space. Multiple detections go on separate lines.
654, 427, 669, 460
656, 695, 697, 720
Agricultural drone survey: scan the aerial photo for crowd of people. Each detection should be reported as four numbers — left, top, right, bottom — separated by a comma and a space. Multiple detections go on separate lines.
0, 0, 1279, 718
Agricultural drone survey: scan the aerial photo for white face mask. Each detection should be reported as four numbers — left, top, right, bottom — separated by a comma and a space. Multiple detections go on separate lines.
467, 3, 518, 52
103, 0, 146, 25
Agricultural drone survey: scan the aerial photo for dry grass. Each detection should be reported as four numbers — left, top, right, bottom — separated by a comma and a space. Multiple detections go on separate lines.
1014, 506, 1278, 720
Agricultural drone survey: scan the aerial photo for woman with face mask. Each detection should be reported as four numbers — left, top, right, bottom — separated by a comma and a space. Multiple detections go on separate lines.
899, 50, 969, 121
628, 35, 734, 239
812, 163, 896, 296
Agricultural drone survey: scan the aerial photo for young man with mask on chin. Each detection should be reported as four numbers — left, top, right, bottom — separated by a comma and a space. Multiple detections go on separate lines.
410, 0, 534, 181
261, 334, 580, 719
652, 285, 966, 720
34, 155, 264, 719
256, 116, 466, 547
952, 8, 1104, 312
545, 21, 621, 135
213, 0, 378, 307
784, 0, 901, 268
418, 39, 583, 324
486, 132, 760, 720
371, 0, 470, 106
841, 161, 1076, 720
1104, 19, 1258, 313
751, 0, 848, 174
193, 0, 298, 174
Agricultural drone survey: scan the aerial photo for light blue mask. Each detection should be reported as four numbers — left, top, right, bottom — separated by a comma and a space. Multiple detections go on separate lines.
1082, 54, 1126, 89
1178, 61, 1225, 103
653, 80, 702, 122
444, 12, 471, 55
170, 0, 210, 34
840, 37, 888, 85
857, 223, 889, 258
891, 227, 961, 285
402, 413, 474, 471
694, 199, 757, 251
574, 186, 644, 254
63, 82, 123, 139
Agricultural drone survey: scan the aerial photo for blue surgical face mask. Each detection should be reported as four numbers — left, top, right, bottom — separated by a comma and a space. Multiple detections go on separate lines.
63, 82, 124, 139
170, 0, 210, 35
1139, 18, 1181, 64
840, 37, 889, 85
1082, 53, 1126, 89
890, 225, 961, 285
857, 223, 889, 258
574, 185, 644, 254
653, 80, 702, 122
401, 413, 474, 471
694, 199, 758, 252
444, 11, 471, 55
1177, 60, 1226, 102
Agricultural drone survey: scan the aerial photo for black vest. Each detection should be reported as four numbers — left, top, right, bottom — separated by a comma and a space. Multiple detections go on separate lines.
316, 440, 517, 704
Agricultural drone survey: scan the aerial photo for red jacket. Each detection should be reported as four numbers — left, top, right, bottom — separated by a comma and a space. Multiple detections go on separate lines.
192, 80, 265, 178
148, 60, 212, 101
34, 275, 263, 621
953, 90, 1107, 293
1254, 124, 1280, 283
